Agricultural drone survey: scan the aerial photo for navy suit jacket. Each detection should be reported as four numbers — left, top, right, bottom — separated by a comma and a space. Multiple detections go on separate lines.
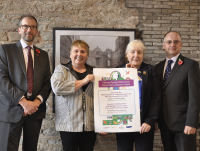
0, 41, 51, 123
155, 54, 200, 131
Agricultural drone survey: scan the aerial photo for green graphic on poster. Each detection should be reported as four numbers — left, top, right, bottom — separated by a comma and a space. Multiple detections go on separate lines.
103, 115, 133, 125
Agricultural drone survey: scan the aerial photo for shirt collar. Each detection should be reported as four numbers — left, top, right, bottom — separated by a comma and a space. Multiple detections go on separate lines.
20, 39, 34, 49
166, 53, 180, 63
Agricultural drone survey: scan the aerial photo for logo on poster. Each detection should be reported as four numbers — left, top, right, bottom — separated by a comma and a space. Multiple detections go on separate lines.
111, 71, 121, 80
119, 126, 124, 129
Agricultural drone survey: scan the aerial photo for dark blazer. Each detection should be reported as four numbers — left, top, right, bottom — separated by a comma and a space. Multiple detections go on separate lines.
155, 54, 200, 131
0, 41, 51, 123
119, 62, 162, 127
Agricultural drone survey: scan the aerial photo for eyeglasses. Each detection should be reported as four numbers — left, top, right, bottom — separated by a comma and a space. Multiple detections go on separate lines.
164, 40, 180, 45
20, 25, 37, 30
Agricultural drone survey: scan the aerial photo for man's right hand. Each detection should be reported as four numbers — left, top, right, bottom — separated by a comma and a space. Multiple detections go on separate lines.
19, 98, 38, 115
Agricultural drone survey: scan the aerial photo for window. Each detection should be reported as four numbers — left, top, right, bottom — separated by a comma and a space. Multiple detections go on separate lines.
96, 58, 100, 66
108, 60, 110, 66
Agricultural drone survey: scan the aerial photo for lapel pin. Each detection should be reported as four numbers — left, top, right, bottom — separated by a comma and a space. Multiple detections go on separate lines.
143, 71, 146, 75
178, 58, 183, 65
36, 49, 40, 56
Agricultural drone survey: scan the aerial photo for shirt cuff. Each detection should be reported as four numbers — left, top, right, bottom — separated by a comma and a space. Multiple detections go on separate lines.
36, 95, 43, 103
19, 96, 25, 103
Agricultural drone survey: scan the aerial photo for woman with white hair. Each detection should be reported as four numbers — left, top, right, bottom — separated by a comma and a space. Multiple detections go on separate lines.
116, 40, 162, 151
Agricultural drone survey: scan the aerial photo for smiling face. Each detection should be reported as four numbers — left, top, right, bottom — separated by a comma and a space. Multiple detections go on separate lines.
70, 46, 88, 67
163, 32, 182, 59
127, 48, 143, 69
18, 17, 38, 45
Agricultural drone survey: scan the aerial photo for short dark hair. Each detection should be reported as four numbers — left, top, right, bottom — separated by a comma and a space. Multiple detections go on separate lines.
18, 14, 38, 29
163, 31, 181, 42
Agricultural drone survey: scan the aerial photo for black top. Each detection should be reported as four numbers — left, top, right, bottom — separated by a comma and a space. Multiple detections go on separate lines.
73, 69, 89, 92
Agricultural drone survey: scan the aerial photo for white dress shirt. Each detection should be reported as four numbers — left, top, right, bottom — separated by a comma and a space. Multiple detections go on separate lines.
163, 53, 180, 78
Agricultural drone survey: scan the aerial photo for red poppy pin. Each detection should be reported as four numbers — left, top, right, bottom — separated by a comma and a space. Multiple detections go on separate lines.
143, 71, 146, 75
178, 58, 183, 65
36, 49, 40, 56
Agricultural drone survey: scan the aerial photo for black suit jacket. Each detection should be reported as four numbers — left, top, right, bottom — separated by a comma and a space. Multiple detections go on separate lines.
0, 41, 51, 123
155, 54, 200, 131
119, 62, 162, 127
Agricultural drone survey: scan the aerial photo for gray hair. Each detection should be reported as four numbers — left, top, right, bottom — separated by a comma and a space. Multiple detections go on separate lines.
163, 31, 181, 43
126, 40, 146, 53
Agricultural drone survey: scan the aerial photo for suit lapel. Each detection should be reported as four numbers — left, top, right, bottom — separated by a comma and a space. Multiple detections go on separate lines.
157, 60, 165, 89
15, 42, 27, 79
33, 46, 39, 82
31, 46, 39, 98
164, 54, 184, 89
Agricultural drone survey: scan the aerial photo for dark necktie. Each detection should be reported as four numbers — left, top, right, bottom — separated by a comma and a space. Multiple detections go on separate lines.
27, 46, 33, 93
163, 60, 173, 86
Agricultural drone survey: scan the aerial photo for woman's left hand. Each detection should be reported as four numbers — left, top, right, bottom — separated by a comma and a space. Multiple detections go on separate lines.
140, 123, 151, 134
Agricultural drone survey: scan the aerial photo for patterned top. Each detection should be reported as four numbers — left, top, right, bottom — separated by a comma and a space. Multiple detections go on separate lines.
51, 63, 94, 132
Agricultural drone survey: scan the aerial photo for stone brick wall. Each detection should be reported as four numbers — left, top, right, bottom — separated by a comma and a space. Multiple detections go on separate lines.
125, 0, 200, 66
0, 0, 199, 150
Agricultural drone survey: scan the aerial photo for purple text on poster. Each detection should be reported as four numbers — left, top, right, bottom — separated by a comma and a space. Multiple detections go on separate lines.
99, 80, 134, 87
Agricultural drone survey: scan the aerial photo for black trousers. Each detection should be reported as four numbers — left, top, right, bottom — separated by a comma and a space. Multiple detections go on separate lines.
7, 116, 42, 151
160, 118, 197, 151
0, 121, 10, 151
59, 131, 96, 151
116, 127, 155, 151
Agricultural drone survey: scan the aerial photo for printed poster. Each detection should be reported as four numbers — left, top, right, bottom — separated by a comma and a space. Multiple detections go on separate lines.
94, 68, 141, 132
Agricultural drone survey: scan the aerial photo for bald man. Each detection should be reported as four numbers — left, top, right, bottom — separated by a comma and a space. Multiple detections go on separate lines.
155, 31, 200, 151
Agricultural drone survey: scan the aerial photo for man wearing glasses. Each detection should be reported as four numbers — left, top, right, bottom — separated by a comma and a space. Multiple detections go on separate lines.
0, 15, 51, 151
155, 31, 200, 151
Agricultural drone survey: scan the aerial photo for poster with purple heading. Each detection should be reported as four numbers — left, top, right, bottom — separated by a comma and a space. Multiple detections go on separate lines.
94, 68, 141, 132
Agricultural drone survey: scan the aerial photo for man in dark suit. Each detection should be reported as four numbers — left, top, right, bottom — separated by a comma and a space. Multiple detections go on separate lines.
0, 15, 51, 151
155, 31, 200, 151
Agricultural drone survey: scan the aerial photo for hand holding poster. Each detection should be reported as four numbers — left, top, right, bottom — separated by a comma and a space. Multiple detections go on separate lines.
94, 68, 141, 132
